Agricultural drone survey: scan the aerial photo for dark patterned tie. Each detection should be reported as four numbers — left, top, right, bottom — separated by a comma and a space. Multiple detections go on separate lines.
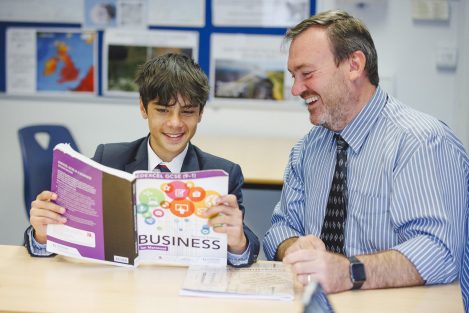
155, 163, 171, 173
320, 135, 349, 255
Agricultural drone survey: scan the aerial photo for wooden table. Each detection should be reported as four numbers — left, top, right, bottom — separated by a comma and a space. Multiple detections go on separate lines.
0, 245, 464, 313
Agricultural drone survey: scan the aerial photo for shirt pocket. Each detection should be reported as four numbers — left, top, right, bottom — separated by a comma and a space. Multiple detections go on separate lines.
346, 189, 395, 255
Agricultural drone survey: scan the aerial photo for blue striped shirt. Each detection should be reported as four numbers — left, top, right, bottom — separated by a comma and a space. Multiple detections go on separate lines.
462, 213, 469, 313
263, 86, 469, 285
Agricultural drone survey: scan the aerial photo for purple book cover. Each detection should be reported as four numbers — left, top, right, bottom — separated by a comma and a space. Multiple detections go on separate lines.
46, 144, 137, 266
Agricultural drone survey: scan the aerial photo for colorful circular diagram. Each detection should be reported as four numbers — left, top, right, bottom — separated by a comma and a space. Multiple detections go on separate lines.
153, 208, 165, 218
194, 206, 208, 219
136, 203, 149, 214
201, 224, 210, 235
188, 186, 206, 202
204, 190, 221, 208
169, 199, 195, 218
145, 217, 156, 225
139, 188, 165, 207
162, 181, 190, 199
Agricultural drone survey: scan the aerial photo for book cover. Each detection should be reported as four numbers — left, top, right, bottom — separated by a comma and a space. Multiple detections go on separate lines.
46, 143, 138, 266
46, 144, 228, 267
135, 170, 228, 266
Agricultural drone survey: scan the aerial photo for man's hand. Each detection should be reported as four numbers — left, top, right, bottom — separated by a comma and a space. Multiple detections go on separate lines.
282, 235, 351, 294
30, 191, 67, 244
285, 235, 326, 255
205, 194, 247, 254
281, 235, 425, 293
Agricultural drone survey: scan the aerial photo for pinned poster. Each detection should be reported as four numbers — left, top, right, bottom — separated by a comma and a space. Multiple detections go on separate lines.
210, 33, 302, 108
212, 0, 309, 27
83, 0, 147, 29
103, 29, 199, 97
6, 28, 97, 96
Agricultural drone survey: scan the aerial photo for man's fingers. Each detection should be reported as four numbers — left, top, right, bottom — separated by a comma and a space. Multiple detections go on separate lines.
283, 248, 317, 264
298, 273, 313, 286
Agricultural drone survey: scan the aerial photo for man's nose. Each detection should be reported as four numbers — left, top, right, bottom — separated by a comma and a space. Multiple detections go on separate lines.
291, 78, 306, 97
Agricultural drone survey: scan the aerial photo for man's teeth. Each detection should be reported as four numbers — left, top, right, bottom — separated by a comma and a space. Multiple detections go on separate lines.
167, 134, 182, 138
305, 96, 319, 104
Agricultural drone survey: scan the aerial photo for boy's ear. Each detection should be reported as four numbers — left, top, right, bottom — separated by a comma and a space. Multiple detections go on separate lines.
139, 98, 148, 119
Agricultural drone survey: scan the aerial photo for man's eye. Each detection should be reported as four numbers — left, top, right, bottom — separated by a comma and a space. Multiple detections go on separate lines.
182, 110, 195, 115
156, 108, 168, 113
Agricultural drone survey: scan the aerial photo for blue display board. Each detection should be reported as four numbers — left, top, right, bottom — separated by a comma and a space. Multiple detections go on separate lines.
0, 0, 315, 95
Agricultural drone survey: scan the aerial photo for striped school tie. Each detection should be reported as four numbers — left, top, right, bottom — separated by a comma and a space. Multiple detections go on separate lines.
155, 163, 171, 173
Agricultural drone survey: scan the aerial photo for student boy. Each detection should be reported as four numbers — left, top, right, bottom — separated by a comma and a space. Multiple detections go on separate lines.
24, 53, 260, 266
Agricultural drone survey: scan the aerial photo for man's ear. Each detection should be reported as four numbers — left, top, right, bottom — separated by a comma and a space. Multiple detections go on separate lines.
348, 50, 366, 82
139, 98, 148, 119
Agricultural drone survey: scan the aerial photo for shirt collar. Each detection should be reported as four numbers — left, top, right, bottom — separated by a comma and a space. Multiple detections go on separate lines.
147, 139, 188, 173
339, 85, 388, 154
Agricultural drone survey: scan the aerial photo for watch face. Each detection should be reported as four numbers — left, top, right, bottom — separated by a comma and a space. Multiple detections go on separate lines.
351, 262, 366, 282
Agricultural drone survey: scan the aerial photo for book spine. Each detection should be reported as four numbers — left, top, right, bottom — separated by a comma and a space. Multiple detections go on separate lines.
132, 180, 138, 261
102, 172, 137, 265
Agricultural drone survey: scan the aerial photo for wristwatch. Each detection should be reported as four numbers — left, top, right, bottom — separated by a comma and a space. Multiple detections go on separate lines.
348, 256, 366, 290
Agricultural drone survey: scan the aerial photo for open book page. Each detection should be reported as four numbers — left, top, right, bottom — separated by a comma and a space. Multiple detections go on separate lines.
46, 143, 138, 267
180, 262, 295, 300
50, 143, 135, 181
135, 170, 228, 266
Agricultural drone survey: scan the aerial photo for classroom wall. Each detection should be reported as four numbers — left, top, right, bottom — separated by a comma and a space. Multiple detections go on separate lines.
1, 0, 468, 246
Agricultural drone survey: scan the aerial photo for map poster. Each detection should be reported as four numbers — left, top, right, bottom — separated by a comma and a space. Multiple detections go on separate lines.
7, 28, 97, 95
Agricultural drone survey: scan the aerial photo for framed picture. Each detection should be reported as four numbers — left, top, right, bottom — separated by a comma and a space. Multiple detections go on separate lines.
103, 29, 199, 97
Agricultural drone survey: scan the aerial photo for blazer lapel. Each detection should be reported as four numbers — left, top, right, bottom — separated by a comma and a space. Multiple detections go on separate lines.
181, 143, 200, 172
124, 137, 149, 173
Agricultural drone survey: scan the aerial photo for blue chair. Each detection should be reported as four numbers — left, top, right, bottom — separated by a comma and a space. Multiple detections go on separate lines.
18, 125, 79, 218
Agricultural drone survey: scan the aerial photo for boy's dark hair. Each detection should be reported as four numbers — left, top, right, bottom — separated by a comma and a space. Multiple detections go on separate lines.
135, 53, 209, 112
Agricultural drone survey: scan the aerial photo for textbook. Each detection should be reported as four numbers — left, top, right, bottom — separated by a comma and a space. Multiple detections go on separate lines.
180, 262, 294, 301
46, 143, 228, 267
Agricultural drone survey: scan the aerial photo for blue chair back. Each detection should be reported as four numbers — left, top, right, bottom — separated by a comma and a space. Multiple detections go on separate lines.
18, 125, 79, 218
